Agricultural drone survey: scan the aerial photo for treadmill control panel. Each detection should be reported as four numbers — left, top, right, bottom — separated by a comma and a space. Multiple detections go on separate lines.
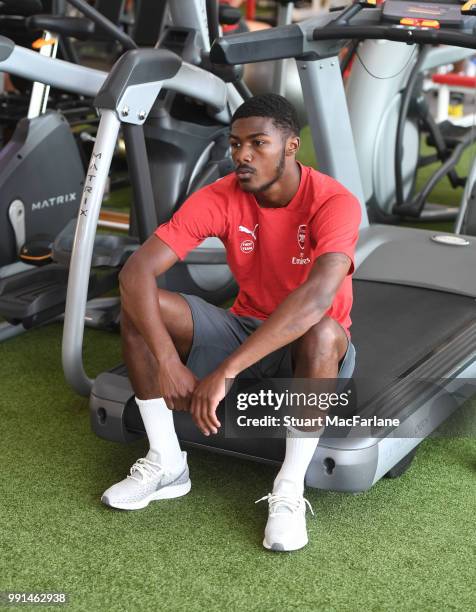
383, 1, 466, 26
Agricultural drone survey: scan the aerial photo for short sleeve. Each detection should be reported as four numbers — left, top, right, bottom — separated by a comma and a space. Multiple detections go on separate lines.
154, 188, 226, 260
310, 194, 361, 275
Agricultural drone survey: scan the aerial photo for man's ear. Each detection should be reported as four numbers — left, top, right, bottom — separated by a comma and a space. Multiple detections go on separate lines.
286, 135, 300, 156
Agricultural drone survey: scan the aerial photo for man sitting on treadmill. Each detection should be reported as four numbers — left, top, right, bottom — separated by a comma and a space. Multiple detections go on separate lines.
101, 94, 361, 552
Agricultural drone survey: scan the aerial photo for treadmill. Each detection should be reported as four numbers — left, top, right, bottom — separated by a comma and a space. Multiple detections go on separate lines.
62, 0, 476, 493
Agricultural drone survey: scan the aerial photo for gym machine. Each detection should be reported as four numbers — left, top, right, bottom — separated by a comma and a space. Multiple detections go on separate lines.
0, 3, 109, 340
346, 8, 476, 223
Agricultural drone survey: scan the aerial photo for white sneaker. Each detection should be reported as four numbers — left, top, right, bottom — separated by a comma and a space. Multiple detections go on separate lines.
256, 479, 314, 552
101, 451, 191, 510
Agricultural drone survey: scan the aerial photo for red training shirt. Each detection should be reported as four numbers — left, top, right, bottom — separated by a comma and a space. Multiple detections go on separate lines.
155, 164, 361, 336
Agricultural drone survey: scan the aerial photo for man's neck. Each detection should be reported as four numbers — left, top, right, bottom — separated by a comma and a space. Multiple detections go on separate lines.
254, 161, 302, 208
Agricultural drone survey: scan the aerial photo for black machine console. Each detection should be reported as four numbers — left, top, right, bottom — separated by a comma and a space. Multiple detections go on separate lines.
383, 0, 467, 27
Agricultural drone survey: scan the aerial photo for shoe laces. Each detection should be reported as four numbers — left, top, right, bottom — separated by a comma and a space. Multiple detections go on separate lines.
255, 492, 314, 517
128, 458, 169, 484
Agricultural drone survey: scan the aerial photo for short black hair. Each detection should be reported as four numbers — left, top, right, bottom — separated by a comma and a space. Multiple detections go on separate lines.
231, 93, 300, 137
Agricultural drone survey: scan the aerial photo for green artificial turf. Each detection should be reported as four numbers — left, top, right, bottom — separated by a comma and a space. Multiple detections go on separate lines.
0, 324, 475, 611
103, 185, 133, 211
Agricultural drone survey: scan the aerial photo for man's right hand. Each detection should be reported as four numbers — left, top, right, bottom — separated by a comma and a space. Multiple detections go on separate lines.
158, 359, 199, 412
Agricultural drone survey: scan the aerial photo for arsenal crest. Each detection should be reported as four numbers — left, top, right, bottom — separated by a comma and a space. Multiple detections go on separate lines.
297, 224, 307, 251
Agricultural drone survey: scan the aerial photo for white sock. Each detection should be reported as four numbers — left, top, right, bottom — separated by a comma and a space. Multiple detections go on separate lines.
273, 428, 322, 495
135, 396, 184, 475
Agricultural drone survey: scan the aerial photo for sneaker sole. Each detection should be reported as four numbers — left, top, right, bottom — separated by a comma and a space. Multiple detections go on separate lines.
101, 479, 191, 510
262, 534, 308, 552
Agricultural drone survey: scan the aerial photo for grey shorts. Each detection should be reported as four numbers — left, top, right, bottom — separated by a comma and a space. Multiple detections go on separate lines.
180, 293, 356, 380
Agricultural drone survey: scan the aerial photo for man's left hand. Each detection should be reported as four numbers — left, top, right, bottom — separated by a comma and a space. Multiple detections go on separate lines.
191, 365, 236, 436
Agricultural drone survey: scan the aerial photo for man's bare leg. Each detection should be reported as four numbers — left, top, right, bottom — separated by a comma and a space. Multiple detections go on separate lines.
120, 288, 194, 399
276, 316, 348, 488
101, 289, 195, 510
292, 316, 348, 379
263, 317, 348, 551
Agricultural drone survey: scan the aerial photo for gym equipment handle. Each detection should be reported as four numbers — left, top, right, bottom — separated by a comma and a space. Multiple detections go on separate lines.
312, 25, 476, 50
210, 24, 304, 64
0, 0, 43, 17
66, 0, 137, 50
26, 15, 95, 40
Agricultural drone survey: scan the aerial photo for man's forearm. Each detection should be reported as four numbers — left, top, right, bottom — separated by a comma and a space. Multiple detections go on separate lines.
119, 269, 180, 368
223, 282, 330, 377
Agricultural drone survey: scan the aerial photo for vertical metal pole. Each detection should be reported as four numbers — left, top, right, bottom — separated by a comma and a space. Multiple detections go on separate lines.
246, 0, 256, 21
168, 0, 210, 53
62, 110, 121, 396
27, 32, 59, 119
297, 56, 368, 228
272, 2, 294, 96
122, 124, 158, 242
454, 160, 476, 234
52, 0, 66, 14
436, 84, 449, 123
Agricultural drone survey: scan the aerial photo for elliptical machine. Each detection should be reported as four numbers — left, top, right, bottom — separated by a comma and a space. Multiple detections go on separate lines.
0, 0, 242, 342
0, 0, 131, 277
0, 21, 85, 273
0, 3, 110, 340
61, 0, 245, 397
0, 0, 139, 279
60, 0, 240, 303
57, 0, 240, 302
346, 32, 476, 223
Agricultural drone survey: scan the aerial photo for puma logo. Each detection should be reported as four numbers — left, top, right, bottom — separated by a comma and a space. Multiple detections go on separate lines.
238, 224, 258, 240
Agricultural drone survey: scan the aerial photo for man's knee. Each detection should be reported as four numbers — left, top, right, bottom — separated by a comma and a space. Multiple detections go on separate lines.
121, 288, 193, 361
121, 288, 171, 334
294, 318, 343, 365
